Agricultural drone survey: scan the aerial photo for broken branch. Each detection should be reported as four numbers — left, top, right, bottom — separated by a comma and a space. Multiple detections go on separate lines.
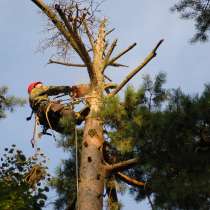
109, 39, 164, 96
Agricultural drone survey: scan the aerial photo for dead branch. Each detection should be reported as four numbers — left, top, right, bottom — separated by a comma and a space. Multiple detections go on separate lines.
116, 172, 145, 187
104, 157, 139, 172
48, 59, 86, 67
103, 39, 118, 67
55, 5, 92, 71
83, 20, 95, 50
106, 28, 115, 37
31, 1, 79, 57
105, 42, 137, 71
31, 0, 94, 78
104, 74, 112, 82
109, 63, 128, 67
109, 39, 164, 96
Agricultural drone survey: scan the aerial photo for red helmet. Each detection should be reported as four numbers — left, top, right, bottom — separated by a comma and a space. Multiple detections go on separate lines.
27, 81, 42, 93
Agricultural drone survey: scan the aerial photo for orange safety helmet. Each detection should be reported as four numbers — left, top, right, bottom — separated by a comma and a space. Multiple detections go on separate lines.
27, 81, 42, 93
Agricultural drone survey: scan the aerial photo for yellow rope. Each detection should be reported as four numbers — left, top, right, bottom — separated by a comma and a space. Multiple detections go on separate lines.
45, 102, 56, 141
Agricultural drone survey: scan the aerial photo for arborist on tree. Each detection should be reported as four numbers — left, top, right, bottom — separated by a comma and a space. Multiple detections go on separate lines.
27, 81, 90, 135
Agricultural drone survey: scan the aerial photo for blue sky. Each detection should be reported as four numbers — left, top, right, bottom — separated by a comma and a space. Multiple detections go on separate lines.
1, 0, 210, 209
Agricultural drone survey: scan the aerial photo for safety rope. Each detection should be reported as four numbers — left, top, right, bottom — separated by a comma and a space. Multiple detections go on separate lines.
75, 126, 79, 209
45, 102, 57, 141
31, 114, 40, 150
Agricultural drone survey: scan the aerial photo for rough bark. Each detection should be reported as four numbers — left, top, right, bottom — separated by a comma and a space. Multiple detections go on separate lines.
78, 90, 105, 210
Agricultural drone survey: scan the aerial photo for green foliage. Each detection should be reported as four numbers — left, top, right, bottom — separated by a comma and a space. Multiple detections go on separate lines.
125, 83, 210, 209
52, 73, 210, 209
171, 0, 210, 42
0, 145, 50, 210
0, 86, 26, 119
50, 157, 77, 210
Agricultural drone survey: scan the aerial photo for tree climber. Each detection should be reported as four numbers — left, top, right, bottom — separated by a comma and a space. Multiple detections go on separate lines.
27, 81, 90, 135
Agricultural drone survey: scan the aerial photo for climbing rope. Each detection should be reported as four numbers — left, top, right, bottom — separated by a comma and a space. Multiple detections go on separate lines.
31, 114, 40, 149
45, 102, 57, 141
75, 126, 79, 209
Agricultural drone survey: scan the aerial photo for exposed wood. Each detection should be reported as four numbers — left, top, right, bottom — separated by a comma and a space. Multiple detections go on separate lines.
116, 172, 145, 187
109, 39, 164, 96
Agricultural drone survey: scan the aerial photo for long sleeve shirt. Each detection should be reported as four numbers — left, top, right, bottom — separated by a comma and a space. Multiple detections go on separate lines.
29, 85, 70, 110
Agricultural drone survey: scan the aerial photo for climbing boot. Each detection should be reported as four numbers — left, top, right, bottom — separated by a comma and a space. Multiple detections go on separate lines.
75, 106, 90, 125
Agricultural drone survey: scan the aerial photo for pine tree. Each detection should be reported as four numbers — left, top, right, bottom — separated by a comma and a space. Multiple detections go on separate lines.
0, 86, 25, 119
171, 0, 210, 42
0, 145, 50, 210
29, 1, 163, 209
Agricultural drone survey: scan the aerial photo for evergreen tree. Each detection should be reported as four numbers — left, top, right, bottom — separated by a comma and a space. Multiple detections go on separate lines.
52, 73, 210, 210
171, 0, 210, 42
0, 86, 25, 119
0, 145, 50, 210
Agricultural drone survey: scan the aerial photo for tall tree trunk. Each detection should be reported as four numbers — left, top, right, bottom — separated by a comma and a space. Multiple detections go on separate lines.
78, 89, 105, 210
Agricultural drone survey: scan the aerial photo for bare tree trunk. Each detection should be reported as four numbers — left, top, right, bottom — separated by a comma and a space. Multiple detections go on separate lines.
78, 90, 105, 210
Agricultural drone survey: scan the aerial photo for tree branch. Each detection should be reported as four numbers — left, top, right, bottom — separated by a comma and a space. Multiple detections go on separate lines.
116, 172, 145, 187
31, 1, 79, 59
83, 20, 95, 50
31, 0, 93, 79
54, 5, 92, 74
107, 42, 137, 67
48, 59, 86, 67
109, 39, 164, 96
104, 157, 139, 172
48, 59, 113, 82
106, 28, 115, 37
104, 39, 118, 65
109, 63, 128, 67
